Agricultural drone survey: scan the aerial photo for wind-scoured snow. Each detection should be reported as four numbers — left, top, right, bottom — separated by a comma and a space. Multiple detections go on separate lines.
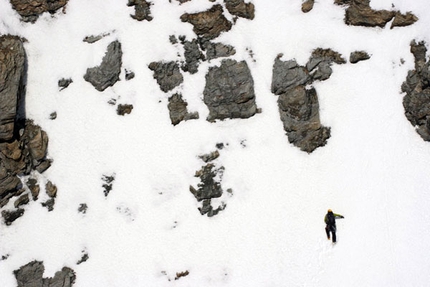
1, 0, 430, 286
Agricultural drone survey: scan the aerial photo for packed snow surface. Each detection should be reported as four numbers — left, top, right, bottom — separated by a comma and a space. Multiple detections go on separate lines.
1, 0, 430, 286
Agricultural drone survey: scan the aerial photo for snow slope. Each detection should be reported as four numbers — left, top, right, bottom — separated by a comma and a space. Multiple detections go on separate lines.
1, 0, 430, 286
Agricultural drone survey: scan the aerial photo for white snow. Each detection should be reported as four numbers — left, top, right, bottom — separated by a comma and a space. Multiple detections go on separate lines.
1, 0, 430, 286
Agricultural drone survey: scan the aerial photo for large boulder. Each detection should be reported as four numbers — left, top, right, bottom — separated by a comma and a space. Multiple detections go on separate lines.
14, 261, 76, 287
84, 41, 122, 92
180, 5, 232, 41
10, 0, 68, 23
203, 59, 258, 121
0, 35, 25, 142
271, 49, 345, 153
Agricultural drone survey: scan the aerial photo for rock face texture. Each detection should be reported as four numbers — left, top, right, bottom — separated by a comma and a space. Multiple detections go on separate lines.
14, 261, 76, 287
402, 41, 430, 141
335, 0, 418, 28
272, 49, 345, 152
224, 0, 255, 20
181, 38, 205, 74
127, 0, 153, 21
10, 0, 68, 23
167, 94, 199, 126
180, 5, 232, 41
149, 61, 184, 92
0, 35, 26, 142
203, 59, 258, 122
84, 41, 122, 92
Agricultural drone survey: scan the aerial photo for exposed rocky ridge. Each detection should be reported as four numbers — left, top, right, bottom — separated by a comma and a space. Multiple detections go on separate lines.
84, 40, 122, 92
10, 0, 68, 23
335, 0, 418, 28
271, 49, 346, 152
14, 261, 76, 287
127, 0, 153, 21
180, 5, 232, 42
402, 41, 430, 141
148, 61, 184, 93
1, 35, 55, 224
167, 93, 199, 125
0, 35, 26, 142
203, 59, 258, 122
224, 0, 255, 20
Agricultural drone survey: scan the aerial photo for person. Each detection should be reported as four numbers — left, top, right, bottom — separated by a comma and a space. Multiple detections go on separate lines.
324, 209, 344, 243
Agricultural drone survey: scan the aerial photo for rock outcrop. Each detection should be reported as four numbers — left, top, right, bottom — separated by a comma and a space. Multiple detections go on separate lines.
84, 40, 122, 92
402, 41, 430, 141
127, 0, 153, 21
10, 0, 68, 23
224, 0, 255, 20
167, 94, 199, 126
0, 35, 26, 142
203, 41, 236, 61
180, 5, 232, 41
148, 61, 184, 92
203, 59, 258, 122
272, 49, 346, 152
335, 0, 418, 28
14, 261, 76, 287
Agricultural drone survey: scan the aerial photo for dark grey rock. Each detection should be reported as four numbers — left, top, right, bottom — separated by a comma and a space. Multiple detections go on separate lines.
14, 261, 76, 287
167, 94, 199, 125
224, 0, 255, 20
84, 41, 122, 92
203, 59, 258, 121
180, 5, 232, 41
50, 112, 57, 120
0, 35, 26, 142
41, 198, 55, 211
10, 0, 68, 23
78, 203, 88, 214
117, 104, 133, 116
271, 49, 344, 152
77, 252, 89, 265
2, 208, 24, 225
203, 41, 236, 61
125, 69, 135, 80
127, 0, 153, 21
198, 199, 226, 217
83, 32, 111, 44
102, 174, 115, 197
190, 164, 223, 201
401, 41, 430, 141
350, 51, 371, 63
58, 78, 72, 90
181, 38, 205, 74
148, 61, 183, 92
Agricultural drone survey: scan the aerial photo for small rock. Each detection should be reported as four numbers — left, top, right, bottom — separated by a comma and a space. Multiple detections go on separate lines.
78, 203, 88, 214
58, 78, 73, 90
41, 198, 55, 211
84, 40, 122, 92
26, 178, 40, 200
117, 104, 134, 116
203, 41, 236, 61
77, 252, 89, 265
14, 193, 29, 208
391, 11, 419, 29
14, 261, 76, 287
10, 0, 69, 23
224, 0, 255, 20
181, 38, 205, 74
168, 94, 198, 125
49, 112, 57, 120
45, 181, 57, 198
175, 270, 190, 280
350, 51, 371, 64
128, 0, 153, 21
102, 174, 115, 197
125, 69, 135, 80
301, 0, 314, 13
199, 150, 220, 162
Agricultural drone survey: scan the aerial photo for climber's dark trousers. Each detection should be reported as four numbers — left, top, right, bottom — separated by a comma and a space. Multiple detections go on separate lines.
325, 225, 336, 243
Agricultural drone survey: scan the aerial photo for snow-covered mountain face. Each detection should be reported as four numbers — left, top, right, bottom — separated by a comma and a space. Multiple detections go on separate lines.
1, 0, 430, 286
